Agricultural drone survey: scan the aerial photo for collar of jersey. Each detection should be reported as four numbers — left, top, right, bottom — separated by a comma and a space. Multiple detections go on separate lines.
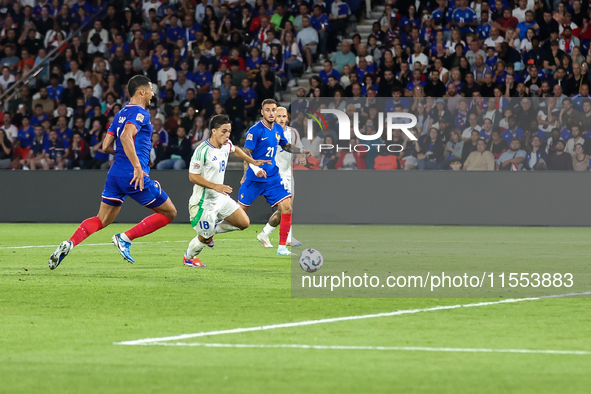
261, 120, 273, 131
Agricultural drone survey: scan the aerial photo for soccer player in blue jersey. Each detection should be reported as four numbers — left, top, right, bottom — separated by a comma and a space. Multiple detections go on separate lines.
48, 75, 178, 270
238, 99, 310, 255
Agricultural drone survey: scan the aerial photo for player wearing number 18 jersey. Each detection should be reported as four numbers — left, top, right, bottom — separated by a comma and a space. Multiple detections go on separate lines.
48, 75, 178, 269
183, 114, 271, 267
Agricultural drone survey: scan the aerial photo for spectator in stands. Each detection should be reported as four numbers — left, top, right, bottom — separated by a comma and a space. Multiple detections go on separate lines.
523, 135, 549, 171
225, 85, 245, 144
319, 60, 339, 85
463, 138, 495, 170
253, 61, 275, 107
0, 128, 13, 169
298, 16, 319, 73
547, 139, 574, 170
156, 127, 192, 170
157, 56, 177, 88
572, 143, 590, 171
496, 138, 526, 170
565, 125, 585, 155
1, 45, 20, 72
310, 5, 329, 59
418, 127, 445, 170
0, 66, 15, 90
330, 40, 355, 74
65, 131, 88, 169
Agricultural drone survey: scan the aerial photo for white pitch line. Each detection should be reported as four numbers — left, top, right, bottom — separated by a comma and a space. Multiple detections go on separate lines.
114, 292, 591, 346
140, 342, 591, 356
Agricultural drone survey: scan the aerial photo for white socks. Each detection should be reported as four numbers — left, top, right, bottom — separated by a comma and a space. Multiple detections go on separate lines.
262, 223, 293, 242
262, 223, 276, 235
214, 220, 240, 234
185, 237, 207, 259
121, 233, 132, 243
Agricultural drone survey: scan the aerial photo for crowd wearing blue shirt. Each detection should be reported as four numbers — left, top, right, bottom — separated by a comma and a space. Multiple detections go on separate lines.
2, 0, 591, 171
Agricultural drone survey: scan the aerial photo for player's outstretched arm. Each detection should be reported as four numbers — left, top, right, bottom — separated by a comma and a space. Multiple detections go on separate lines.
236, 146, 269, 179
188, 173, 232, 195
280, 143, 312, 156
232, 146, 272, 167
120, 123, 145, 191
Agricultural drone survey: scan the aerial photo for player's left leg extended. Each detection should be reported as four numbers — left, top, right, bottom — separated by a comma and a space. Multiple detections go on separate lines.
113, 178, 177, 263
48, 203, 122, 270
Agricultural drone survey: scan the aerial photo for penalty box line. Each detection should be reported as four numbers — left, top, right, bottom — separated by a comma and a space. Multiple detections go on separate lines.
140, 342, 591, 356
114, 291, 591, 346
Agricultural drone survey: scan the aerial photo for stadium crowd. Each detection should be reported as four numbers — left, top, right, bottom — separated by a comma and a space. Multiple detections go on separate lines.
0, 0, 591, 171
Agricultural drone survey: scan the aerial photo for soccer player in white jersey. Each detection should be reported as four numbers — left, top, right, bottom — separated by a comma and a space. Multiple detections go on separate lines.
256, 107, 306, 248
183, 114, 271, 267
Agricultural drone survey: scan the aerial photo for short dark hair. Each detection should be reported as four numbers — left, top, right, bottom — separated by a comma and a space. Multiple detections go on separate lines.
128, 75, 151, 97
209, 114, 231, 130
261, 98, 278, 109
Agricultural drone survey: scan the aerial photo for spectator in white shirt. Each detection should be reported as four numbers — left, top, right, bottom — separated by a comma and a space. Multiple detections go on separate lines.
157, 56, 178, 88
0, 66, 15, 90
86, 20, 109, 45
62, 60, 84, 88
483, 26, 504, 50
298, 16, 319, 73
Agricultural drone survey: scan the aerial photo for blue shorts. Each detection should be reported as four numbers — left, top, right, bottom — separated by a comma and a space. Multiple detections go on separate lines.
101, 175, 169, 208
238, 176, 291, 207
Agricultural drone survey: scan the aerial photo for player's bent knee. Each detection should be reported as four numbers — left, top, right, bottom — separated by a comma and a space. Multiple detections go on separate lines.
238, 217, 250, 230
279, 202, 292, 214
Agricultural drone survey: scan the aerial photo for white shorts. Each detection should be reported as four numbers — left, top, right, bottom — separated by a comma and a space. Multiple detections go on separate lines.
279, 172, 293, 196
189, 194, 240, 238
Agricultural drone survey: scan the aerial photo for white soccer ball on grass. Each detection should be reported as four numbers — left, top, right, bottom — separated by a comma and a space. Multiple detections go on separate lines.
298, 248, 323, 273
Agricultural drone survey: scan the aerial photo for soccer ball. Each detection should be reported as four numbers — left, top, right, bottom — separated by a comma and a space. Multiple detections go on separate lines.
299, 248, 323, 273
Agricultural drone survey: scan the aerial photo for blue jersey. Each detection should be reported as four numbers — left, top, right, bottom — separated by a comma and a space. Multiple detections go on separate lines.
452, 7, 476, 33
310, 13, 329, 31
243, 120, 288, 183
432, 8, 453, 31
477, 23, 491, 40
516, 21, 538, 41
238, 88, 257, 105
107, 104, 153, 177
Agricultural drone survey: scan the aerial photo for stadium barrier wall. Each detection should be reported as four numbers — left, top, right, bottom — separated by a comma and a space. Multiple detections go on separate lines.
1, 170, 590, 226
0, 171, 274, 224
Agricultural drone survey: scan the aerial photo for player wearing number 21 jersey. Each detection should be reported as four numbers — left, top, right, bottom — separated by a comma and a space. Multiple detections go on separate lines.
238, 99, 310, 256
183, 114, 271, 268
257, 107, 305, 249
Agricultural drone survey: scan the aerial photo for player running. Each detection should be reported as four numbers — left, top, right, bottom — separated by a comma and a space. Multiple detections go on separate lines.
49, 75, 177, 269
238, 99, 310, 256
183, 114, 271, 267
257, 107, 306, 248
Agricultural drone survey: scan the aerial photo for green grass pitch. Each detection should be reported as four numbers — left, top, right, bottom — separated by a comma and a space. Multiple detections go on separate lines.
1, 223, 590, 393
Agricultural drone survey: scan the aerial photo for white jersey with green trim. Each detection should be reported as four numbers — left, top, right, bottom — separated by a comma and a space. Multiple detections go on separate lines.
189, 140, 235, 206
276, 125, 303, 175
